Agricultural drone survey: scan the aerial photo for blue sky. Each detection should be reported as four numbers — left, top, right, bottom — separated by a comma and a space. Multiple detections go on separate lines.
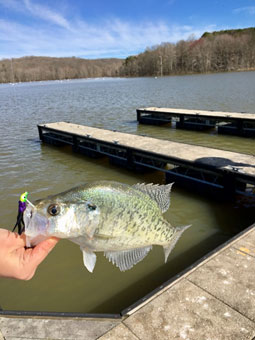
0, 0, 254, 59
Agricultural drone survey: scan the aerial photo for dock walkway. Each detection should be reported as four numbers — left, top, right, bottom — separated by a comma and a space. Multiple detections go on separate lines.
37, 122, 255, 197
137, 107, 255, 137
1, 224, 255, 339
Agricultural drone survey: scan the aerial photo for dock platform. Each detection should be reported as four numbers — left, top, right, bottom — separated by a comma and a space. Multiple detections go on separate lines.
1, 223, 255, 339
137, 107, 255, 137
38, 122, 255, 198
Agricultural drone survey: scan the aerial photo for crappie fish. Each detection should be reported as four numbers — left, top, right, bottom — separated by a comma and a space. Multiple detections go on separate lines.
24, 181, 190, 272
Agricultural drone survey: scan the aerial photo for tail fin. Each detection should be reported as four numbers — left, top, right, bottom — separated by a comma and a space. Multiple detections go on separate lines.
163, 225, 191, 262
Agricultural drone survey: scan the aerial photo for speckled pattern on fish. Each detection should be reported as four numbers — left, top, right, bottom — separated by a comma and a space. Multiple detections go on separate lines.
24, 181, 190, 272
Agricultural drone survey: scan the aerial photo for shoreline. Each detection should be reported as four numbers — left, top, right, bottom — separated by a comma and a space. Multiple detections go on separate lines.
0, 68, 255, 85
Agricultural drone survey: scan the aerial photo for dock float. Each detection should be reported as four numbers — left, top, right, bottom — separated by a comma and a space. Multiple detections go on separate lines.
137, 107, 255, 137
38, 122, 255, 198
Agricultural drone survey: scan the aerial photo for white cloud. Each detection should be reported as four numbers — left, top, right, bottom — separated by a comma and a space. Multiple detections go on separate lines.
23, 0, 71, 29
233, 6, 255, 15
0, 1, 217, 59
0, 0, 70, 28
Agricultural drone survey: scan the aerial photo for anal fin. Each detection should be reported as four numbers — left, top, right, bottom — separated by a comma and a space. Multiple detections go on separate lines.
105, 246, 152, 271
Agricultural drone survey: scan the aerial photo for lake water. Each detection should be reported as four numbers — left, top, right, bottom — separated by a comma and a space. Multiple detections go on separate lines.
0, 71, 255, 314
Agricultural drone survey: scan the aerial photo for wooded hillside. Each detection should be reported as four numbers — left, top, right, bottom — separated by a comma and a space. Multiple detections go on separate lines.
120, 27, 255, 77
0, 28, 254, 83
0, 56, 123, 83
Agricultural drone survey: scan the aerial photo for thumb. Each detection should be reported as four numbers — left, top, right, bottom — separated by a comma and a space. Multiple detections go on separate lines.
28, 237, 59, 267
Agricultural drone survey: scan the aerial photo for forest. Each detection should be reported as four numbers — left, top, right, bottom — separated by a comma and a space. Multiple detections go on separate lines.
0, 57, 123, 83
0, 28, 254, 83
120, 28, 255, 77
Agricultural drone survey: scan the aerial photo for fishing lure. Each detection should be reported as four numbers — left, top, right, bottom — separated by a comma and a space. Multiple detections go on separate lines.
13, 192, 29, 235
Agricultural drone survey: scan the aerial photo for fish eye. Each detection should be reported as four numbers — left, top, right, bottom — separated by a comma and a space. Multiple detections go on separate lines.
47, 204, 60, 216
87, 203, 97, 211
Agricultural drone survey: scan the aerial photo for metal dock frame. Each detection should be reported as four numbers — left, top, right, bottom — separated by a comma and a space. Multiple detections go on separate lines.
37, 123, 255, 199
137, 107, 255, 137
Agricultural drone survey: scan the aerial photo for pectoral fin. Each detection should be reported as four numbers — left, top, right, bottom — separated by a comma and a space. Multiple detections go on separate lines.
81, 247, 97, 273
104, 246, 152, 271
85, 225, 97, 239
163, 225, 191, 262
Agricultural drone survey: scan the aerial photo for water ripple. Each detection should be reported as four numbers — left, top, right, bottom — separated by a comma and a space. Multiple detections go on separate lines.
0, 73, 254, 313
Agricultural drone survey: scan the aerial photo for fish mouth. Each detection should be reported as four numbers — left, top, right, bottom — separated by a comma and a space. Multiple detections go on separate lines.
24, 204, 50, 247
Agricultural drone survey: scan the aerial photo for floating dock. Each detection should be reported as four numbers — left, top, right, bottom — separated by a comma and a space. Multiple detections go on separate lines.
38, 122, 255, 198
1, 223, 255, 339
137, 107, 255, 137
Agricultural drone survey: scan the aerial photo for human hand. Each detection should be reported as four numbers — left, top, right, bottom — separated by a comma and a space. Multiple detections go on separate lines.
0, 228, 59, 280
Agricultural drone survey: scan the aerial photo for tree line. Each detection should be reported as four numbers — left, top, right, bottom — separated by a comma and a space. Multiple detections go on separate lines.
0, 28, 254, 83
120, 28, 255, 77
0, 56, 123, 83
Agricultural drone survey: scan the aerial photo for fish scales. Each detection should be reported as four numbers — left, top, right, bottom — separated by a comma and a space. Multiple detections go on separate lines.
24, 181, 190, 272
82, 184, 164, 245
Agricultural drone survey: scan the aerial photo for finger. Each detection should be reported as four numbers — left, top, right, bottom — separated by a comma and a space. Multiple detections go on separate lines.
13, 232, 27, 248
27, 237, 59, 268
2, 230, 27, 249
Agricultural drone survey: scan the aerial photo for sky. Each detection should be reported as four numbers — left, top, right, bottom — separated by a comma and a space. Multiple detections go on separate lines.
0, 0, 254, 59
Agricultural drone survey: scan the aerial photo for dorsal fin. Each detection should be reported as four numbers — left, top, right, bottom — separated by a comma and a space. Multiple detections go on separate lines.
133, 183, 174, 213
104, 246, 152, 271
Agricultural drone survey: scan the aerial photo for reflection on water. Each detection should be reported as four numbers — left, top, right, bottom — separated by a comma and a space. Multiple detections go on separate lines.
0, 72, 254, 313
